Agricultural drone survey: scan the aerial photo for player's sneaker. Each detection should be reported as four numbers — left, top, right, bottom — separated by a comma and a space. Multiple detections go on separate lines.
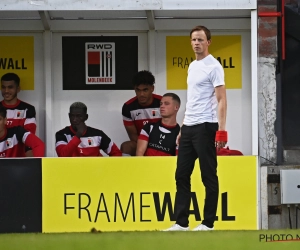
162, 224, 189, 231
192, 224, 214, 231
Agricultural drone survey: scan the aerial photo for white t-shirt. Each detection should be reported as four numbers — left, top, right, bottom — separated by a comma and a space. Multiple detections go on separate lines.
183, 54, 225, 126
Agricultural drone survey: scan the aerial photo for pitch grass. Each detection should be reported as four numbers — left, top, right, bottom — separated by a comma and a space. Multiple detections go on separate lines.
0, 230, 300, 250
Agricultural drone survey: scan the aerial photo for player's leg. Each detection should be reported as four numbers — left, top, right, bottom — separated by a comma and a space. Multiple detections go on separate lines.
120, 141, 137, 156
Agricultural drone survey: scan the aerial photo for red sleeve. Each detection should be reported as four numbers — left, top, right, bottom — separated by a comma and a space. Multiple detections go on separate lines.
138, 134, 149, 141
108, 143, 122, 156
24, 123, 37, 134
138, 124, 151, 141
123, 120, 134, 127
56, 136, 81, 157
24, 133, 45, 157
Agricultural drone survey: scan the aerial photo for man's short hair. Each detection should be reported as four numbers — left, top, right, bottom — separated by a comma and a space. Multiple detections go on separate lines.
1, 73, 20, 87
163, 93, 181, 106
190, 25, 211, 41
132, 70, 155, 87
0, 106, 7, 118
70, 102, 87, 113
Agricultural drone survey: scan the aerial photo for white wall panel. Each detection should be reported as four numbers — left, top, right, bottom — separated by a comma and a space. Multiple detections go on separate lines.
0, 21, 44, 31
49, 20, 149, 32
155, 19, 251, 31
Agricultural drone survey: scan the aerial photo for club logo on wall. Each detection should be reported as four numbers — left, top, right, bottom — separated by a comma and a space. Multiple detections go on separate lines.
62, 36, 138, 90
85, 42, 115, 85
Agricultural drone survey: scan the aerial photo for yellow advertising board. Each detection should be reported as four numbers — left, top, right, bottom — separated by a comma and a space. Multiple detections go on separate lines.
42, 156, 257, 232
166, 35, 242, 89
0, 36, 34, 90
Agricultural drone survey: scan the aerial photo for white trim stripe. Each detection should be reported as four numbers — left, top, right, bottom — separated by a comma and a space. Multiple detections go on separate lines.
55, 141, 68, 147
140, 129, 149, 137
24, 117, 37, 125
159, 126, 171, 134
105, 141, 113, 154
22, 131, 30, 143
123, 116, 132, 122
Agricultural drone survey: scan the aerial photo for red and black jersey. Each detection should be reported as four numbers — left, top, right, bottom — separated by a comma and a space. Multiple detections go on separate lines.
0, 126, 44, 158
122, 94, 162, 134
0, 99, 37, 134
138, 121, 180, 156
55, 126, 122, 157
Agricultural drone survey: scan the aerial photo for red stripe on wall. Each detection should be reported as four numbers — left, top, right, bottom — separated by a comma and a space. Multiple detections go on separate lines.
88, 52, 100, 64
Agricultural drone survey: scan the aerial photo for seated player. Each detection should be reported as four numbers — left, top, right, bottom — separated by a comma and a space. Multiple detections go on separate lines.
1, 72, 37, 157
121, 70, 162, 156
0, 106, 44, 158
55, 102, 122, 157
136, 93, 180, 156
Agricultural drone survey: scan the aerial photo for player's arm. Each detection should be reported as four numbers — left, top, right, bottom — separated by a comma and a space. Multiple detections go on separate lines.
215, 85, 227, 149
122, 103, 138, 142
211, 65, 227, 132
136, 125, 150, 156
136, 139, 148, 156
106, 143, 122, 156
24, 106, 37, 134
99, 131, 122, 156
17, 126, 45, 157
215, 85, 227, 131
55, 132, 81, 157
211, 65, 227, 149
24, 134, 45, 157
124, 125, 139, 142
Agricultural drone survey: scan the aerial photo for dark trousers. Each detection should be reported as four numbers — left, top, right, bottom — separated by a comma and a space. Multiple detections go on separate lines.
175, 123, 219, 228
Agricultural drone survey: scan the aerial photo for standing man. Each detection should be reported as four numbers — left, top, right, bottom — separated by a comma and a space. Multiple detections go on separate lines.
136, 93, 180, 156
164, 26, 227, 231
0, 73, 37, 157
121, 70, 162, 156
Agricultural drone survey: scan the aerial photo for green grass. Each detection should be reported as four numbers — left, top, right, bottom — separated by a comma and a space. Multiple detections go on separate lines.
0, 230, 300, 250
